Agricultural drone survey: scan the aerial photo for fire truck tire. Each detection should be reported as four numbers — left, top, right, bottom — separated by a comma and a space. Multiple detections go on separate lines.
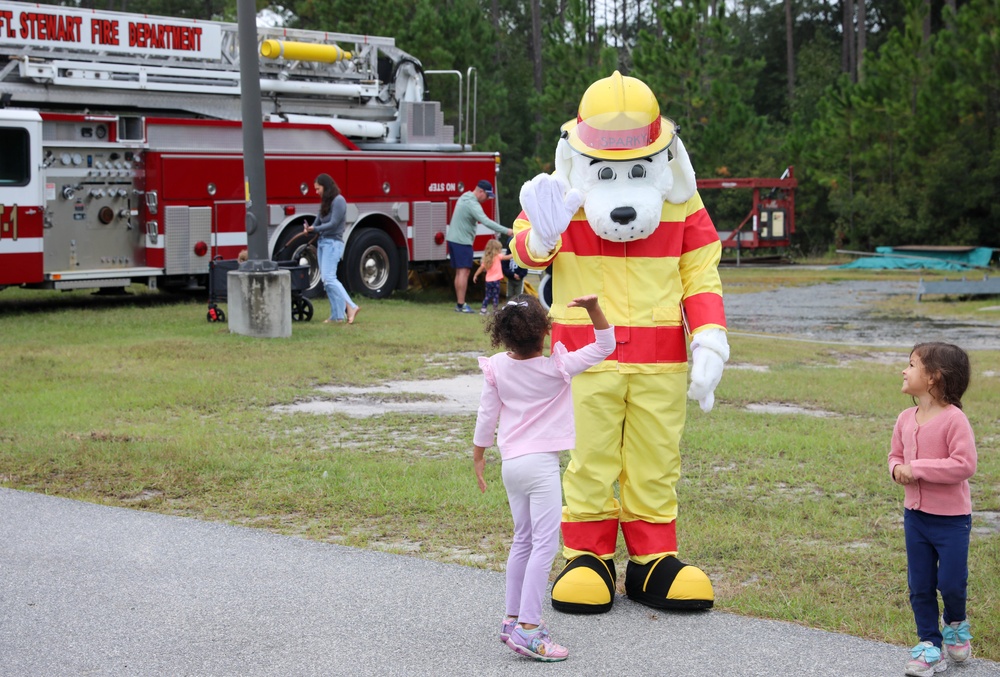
294, 243, 324, 300
345, 228, 398, 299
273, 226, 323, 299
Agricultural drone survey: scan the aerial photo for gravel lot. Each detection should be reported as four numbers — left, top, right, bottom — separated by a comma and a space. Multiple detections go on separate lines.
725, 278, 1000, 350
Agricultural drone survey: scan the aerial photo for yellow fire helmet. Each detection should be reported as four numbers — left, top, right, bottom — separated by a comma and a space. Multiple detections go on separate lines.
562, 71, 677, 161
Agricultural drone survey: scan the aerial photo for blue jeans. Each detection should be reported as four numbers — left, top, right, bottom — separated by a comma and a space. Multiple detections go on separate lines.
317, 238, 356, 321
904, 508, 971, 647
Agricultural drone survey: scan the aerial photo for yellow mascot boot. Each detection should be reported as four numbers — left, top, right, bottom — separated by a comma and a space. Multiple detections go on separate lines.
551, 554, 616, 614
624, 556, 714, 610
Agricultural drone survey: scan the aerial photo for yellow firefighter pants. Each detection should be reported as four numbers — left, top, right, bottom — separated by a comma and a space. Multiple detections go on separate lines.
562, 369, 687, 564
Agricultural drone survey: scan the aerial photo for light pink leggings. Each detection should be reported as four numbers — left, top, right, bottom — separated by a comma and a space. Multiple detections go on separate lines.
502, 451, 562, 625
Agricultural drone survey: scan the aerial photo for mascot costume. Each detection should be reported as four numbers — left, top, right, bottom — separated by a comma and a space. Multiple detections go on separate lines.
511, 71, 729, 613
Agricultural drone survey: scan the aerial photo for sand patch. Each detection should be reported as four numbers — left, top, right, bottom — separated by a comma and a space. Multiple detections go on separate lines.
745, 402, 840, 418
272, 374, 483, 417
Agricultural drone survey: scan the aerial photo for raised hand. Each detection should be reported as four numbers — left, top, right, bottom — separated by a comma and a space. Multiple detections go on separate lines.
567, 295, 609, 330
519, 174, 584, 258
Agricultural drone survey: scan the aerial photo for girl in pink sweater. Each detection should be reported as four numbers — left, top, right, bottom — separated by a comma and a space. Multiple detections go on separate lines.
889, 342, 977, 677
473, 293, 614, 662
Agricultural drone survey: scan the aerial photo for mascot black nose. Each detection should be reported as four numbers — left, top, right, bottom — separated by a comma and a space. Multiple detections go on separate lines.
611, 207, 637, 225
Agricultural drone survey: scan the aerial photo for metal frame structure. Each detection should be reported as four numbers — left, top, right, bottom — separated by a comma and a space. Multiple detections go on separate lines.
697, 166, 797, 259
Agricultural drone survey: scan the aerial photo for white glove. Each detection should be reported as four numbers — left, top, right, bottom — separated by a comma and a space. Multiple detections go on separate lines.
687, 328, 730, 413
519, 174, 584, 259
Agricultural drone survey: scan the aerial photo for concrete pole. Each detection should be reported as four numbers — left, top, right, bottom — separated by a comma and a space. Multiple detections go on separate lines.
228, 0, 291, 338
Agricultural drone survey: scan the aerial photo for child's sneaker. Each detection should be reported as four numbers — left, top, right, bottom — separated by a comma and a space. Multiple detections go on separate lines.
455, 303, 475, 313
499, 616, 517, 644
480, 307, 488, 315
942, 620, 972, 663
905, 641, 947, 676
505, 622, 568, 662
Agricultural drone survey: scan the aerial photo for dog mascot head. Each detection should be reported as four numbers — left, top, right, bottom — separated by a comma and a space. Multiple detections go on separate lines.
554, 71, 697, 243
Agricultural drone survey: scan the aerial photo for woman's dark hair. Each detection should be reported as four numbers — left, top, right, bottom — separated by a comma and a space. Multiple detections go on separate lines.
316, 173, 340, 217
911, 342, 971, 409
484, 294, 551, 357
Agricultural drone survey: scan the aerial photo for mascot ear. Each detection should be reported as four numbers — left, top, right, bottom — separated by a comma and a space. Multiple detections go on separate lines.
665, 136, 697, 204
554, 136, 574, 185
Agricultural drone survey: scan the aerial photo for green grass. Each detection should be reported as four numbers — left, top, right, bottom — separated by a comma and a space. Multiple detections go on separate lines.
1, 272, 998, 659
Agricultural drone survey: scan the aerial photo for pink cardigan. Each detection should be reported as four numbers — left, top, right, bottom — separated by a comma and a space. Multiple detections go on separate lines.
474, 327, 615, 460
888, 405, 977, 516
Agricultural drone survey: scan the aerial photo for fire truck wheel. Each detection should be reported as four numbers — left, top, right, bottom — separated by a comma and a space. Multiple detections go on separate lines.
345, 228, 398, 299
273, 227, 323, 299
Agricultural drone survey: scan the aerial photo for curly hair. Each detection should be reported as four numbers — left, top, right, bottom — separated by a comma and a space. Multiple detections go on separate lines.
911, 342, 971, 409
483, 294, 551, 357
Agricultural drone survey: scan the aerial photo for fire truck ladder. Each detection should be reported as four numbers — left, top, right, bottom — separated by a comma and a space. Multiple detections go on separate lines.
0, 18, 440, 142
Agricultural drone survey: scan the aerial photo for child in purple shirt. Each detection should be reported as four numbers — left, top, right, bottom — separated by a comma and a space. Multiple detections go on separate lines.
889, 342, 977, 676
473, 293, 614, 662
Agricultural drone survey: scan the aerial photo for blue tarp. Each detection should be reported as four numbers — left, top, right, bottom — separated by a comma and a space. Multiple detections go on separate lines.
835, 257, 970, 270
834, 247, 993, 270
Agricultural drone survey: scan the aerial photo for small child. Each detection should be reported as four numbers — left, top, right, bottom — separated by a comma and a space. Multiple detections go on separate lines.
472, 239, 511, 314
889, 342, 977, 677
473, 293, 614, 662
502, 247, 527, 298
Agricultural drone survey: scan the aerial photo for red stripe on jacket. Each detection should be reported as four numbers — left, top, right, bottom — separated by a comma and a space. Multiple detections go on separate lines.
553, 324, 688, 364
683, 293, 727, 332
557, 206, 716, 259
681, 208, 720, 253
512, 224, 554, 268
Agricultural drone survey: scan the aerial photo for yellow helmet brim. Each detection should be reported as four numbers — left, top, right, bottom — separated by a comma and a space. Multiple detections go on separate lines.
562, 115, 675, 161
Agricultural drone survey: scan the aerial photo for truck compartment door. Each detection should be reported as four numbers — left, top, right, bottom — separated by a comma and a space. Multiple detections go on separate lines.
0, 111, 44, 285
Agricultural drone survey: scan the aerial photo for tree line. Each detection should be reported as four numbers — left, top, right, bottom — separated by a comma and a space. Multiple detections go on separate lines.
59, 0, 1000, 254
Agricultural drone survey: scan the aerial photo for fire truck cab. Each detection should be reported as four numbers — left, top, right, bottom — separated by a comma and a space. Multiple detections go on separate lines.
0, 109, 44, 286
0, 1, 500, 297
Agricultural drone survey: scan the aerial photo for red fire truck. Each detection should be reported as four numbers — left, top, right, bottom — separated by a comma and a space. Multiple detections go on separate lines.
0, 1, 499, 298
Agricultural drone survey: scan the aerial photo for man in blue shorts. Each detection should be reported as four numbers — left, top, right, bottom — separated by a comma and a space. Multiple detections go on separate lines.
446, 179, 512, 313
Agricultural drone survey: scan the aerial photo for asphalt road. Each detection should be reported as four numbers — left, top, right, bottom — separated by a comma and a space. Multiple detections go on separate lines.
2, 487, 998, 677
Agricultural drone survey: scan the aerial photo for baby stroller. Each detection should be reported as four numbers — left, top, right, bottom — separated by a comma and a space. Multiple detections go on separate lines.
206, 256, 314, 323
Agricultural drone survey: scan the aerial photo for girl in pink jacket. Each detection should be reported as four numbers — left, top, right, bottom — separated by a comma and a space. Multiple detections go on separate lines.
889, 342, 977, 677
473, 294, 614, 662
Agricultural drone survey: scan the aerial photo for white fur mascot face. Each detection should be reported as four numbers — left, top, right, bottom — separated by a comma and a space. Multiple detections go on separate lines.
555, 136, 697, 244
567, 150, 671, 242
